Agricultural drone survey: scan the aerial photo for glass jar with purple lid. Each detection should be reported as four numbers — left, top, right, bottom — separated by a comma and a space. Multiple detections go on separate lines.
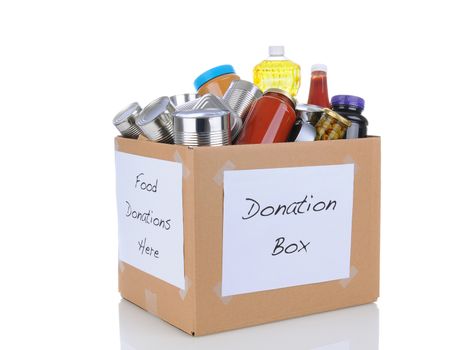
331, 95, 368, 139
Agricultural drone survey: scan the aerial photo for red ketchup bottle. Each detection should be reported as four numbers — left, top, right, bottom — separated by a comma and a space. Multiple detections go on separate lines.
307, 64, 330, 108
236, 88, 296, 144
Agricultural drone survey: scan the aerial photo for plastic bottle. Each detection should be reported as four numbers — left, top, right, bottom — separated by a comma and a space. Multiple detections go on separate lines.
253, 46, 301, 96
307, 64, 330, 108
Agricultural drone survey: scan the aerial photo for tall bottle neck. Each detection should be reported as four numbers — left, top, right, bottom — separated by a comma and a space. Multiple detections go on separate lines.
311, 70, 327, 78
267, 55, 287, 61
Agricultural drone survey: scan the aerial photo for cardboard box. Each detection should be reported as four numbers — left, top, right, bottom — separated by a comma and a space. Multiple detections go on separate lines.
115, 136, 381, 336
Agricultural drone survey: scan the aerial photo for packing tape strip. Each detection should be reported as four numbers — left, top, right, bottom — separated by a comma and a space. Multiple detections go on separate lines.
343, 155, 358, 175
213, 160, 236, 186
339, 265, 359, 288
144, 289, 158, 315
213, 283, 233, 305
179, 276, 191, 300
173, 151, 191, 179
118, 261, 126, 273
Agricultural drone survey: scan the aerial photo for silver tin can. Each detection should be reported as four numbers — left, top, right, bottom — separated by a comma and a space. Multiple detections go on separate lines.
135, 97, 175, 143
169, 93, 200, 108
175, 98, 201, 111
223, 80, 262, 120
192, 94, 242, 141
173, 108, 231, 147
296, 103, 324, 125
288, 120, 317, 142
112, 102, 143, 139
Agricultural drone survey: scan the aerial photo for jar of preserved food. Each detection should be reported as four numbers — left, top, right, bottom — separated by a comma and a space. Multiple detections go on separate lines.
315, 108, 352, 140
236, 88, 296, 144
331, 95, 368, 139
194, 64, 240, 97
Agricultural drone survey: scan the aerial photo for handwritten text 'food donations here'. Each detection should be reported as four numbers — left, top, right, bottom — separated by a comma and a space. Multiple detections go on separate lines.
115, 151, 185, 289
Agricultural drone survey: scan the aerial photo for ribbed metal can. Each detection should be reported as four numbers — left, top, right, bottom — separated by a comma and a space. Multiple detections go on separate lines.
223, 80, 262, 120
169, 93, 200, 110
135, 97, 175, 143
175, 98, 201, 111
192, 94, 242, 141
173, 108, 231, 147
112, 102, 143, 139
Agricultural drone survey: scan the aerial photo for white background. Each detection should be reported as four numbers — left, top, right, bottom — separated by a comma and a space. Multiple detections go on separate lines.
0, 0, 461, 349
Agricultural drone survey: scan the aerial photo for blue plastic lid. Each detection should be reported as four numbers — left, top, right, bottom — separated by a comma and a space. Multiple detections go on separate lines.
194, 65, 236, 90
331, 95, 365, 110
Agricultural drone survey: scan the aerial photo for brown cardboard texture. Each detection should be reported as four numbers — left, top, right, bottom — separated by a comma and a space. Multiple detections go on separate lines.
116, 136, 381, 336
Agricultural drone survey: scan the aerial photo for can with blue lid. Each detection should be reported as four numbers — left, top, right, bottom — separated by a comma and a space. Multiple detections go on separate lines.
194, 64, 240, 97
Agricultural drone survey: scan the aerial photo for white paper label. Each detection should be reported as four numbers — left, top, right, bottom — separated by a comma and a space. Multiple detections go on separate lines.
115, 151, 185, 289
222, 164, 354, 296
316, 341, 350, 350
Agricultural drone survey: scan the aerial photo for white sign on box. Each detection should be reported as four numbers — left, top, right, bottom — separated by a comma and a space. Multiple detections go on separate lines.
222, 164, 355, 297
115, 151, 185, 289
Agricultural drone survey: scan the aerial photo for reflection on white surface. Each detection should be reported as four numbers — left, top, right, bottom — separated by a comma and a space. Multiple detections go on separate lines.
119, 300, 378, 350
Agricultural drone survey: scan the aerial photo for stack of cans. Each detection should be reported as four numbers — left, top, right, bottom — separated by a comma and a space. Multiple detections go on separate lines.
113, 80, 262, 147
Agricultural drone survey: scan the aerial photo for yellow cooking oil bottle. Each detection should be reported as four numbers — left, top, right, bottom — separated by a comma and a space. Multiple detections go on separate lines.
253, 46, 301, 96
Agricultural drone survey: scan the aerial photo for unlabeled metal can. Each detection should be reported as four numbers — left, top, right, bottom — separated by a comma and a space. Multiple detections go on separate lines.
223, 80, 262, 120
135, 97, 175, 143
295, 103, 324, 126
112, 102, 143, 139
169, 93, 200, 109
174, 99, 201, 111
288, 120, 317, 142
192, 94, 242, 141
173, 108, 231, 147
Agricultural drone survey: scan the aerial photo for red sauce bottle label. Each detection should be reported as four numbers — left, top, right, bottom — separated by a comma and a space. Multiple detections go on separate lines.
308, 70, 330, 108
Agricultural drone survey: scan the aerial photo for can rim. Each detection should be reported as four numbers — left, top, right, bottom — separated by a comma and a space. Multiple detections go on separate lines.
173, 108, 229, 119
113, 102, 141, 125
136, 97, 172, 126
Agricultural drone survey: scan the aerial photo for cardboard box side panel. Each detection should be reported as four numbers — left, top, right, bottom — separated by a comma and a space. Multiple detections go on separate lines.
115, 137, 196, 334
371, 139, 381, 297
192, 137, 380, 335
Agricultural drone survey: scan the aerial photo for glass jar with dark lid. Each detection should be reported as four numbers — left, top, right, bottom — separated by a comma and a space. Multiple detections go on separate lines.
331, 95, 368, 139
